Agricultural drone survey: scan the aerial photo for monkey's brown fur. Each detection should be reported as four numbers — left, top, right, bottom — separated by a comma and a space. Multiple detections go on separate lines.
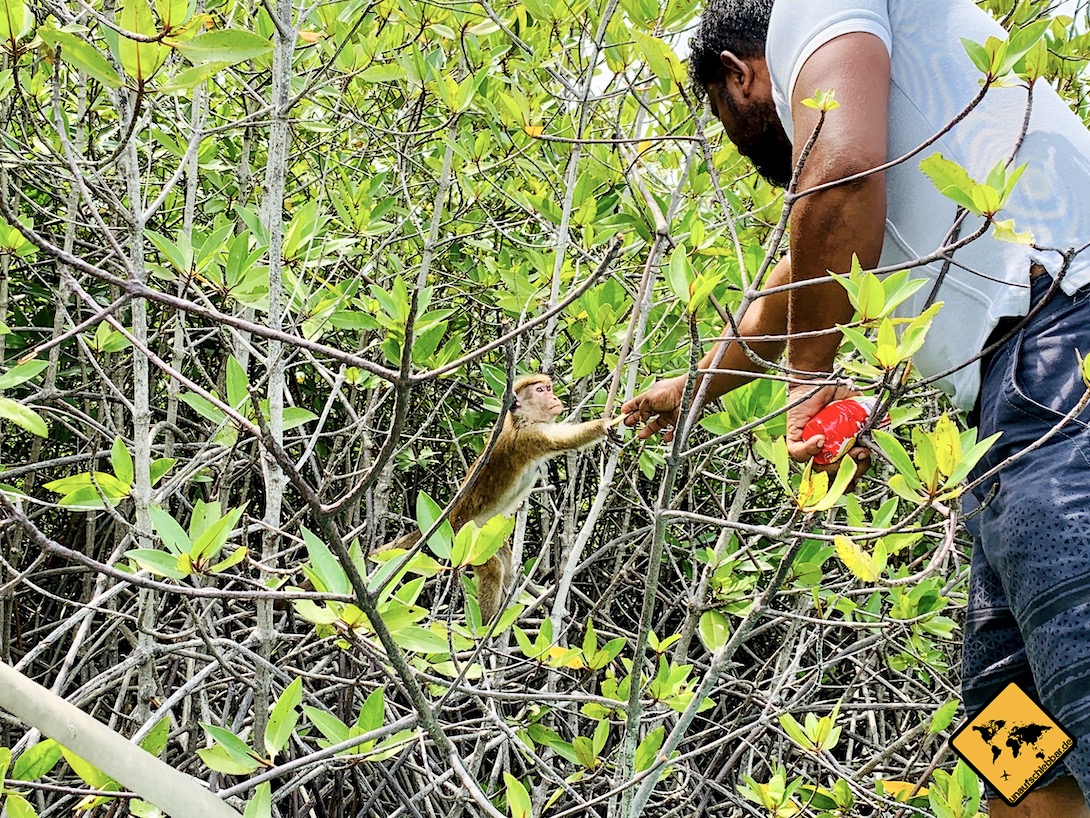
400, 374, 617, 623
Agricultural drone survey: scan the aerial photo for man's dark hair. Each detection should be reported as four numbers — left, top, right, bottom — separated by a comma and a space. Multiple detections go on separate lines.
688, 0, 774, 96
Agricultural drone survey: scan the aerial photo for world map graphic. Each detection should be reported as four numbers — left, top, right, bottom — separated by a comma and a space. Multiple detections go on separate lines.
972, 719, 1054, 765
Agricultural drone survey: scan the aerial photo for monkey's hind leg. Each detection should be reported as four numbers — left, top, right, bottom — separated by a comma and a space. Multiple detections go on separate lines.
474, 544, 513, 624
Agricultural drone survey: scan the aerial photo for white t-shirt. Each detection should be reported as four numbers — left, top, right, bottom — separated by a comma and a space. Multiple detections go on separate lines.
766, 0, 1090, 410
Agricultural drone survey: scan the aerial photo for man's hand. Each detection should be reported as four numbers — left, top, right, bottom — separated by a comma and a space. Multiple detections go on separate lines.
786, 382, 871, 486
622, 376, 687, 441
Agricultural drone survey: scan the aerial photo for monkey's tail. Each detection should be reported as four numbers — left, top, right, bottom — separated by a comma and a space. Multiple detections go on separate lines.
475, 545, 512, 624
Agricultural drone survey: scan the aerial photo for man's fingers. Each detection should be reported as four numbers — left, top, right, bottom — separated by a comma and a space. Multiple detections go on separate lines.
787, 433, 825, 462
845, 446, 872, 488
636, 411, 679, 441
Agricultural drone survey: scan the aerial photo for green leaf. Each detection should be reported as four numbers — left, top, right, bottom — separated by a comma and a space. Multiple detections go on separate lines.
960, 37, 992, 75
126, 548, 190, 579
264, 677, 303, 756
140, 719, 170, 758
800, 88, 840, 111
0, 0, 28, 42
168, 30, 273, 65
634, 726, 665, 772
59, 478, 131, 507
111, 437, 134, 485
155, 0, 190, 30
302, 526, 350, 594
919, 153, 980, 213
698, 610, 730, 652
839, 324, 877, 360
3, 793, 38, 818
467, 515, 513, 566
149, 505, 191, 555
503, 773, 532, 818
160, 60, 232, 93
0, 396, 46, 436
929, 699, 959, 734
292, 599, 340, 625
197, 744, 260, 775
970, 184, 1002, 215
873, 430, 922, 491
208, 546, 247, 573
855, 272, 886, 320
188, 499, 219, 539
992, 218, 1034, 244
189, 505, 245, 564
281, 407, 318, 430
888, 473, 927, 504
943, 432, 1001, 488
118, 0, 170, 81
179, 392, 227, 424
779, 713, 811, 750
451, 521, 476, 568
60, 747, 108, 788
128, 799, 165, 818
145, 229, 192, 275
0, 359, 47, 390
302, 706, 349, 746
11, 740, 61, 781
359, 63, 406, 83
202, 723, 260, 767
666, 244, 692, 304
149, 457, 175, 486
226, 355, 249, 411
807, 457, 856, 513
242, 782, 272, 818
416, 491, 452, 560
356, 687, 385, 732
389, 624, 449, 653
571, 340, 599, 379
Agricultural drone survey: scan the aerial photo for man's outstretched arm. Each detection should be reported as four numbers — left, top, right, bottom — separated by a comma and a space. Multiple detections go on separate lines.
622, 255, 791, 441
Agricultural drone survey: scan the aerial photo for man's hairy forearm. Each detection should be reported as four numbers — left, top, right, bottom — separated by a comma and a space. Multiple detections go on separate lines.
697, 256, 790, 401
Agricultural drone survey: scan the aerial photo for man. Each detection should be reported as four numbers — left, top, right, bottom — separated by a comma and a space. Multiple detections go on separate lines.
621, 1, 1090, 814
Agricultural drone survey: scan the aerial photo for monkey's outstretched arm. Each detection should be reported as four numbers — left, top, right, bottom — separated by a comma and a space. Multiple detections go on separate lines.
539, 416, 621, 452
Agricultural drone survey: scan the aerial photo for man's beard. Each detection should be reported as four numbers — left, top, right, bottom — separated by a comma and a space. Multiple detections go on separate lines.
724, 93, 794, 189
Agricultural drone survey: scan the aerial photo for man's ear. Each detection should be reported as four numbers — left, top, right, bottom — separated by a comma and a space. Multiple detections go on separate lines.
719, 50, 754, 93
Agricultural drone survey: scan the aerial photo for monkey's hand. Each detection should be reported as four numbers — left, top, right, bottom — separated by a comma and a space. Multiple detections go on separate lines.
621, 375, 686, 442
604, 413, 626, 443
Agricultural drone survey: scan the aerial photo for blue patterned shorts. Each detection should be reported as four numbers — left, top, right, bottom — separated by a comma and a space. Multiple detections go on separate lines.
962, 273, 1090, 802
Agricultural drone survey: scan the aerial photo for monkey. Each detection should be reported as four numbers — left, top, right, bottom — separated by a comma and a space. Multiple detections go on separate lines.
400, 373, 624, 623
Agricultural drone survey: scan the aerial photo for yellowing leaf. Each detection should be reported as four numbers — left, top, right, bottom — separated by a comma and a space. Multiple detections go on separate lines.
797, 466, 828, 510
931, 414, 961, 478
879, 779, 926, 801
546, 646, 585, 669
834, 535, 881, 582
992, 218, 1034, 244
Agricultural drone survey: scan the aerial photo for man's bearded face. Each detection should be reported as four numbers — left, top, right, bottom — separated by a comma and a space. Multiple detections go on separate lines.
707, 82, 794, 188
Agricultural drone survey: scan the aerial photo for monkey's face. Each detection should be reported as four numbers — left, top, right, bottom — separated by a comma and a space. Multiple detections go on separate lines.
518, 379, 564, 423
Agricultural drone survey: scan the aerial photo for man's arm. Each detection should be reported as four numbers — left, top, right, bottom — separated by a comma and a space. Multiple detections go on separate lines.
622, 256, 790, 441
785, 32, 890, 461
